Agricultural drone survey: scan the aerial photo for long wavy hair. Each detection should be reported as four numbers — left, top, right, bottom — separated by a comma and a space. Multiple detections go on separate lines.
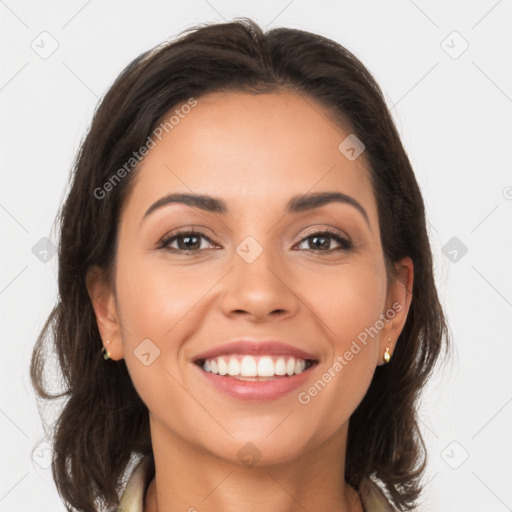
30, 17, 450, 511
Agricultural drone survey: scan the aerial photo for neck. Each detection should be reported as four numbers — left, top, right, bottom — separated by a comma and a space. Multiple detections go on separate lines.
143, 417, 363, 512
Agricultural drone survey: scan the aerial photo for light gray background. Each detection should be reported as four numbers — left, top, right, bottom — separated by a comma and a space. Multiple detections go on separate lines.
1, 1, 511, 511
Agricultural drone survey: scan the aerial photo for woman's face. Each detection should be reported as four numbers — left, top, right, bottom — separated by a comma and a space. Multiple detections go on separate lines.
89, 90, 412, 465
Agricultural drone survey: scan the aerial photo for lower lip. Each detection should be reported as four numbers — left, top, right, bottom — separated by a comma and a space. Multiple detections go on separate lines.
195, 363, 316, 401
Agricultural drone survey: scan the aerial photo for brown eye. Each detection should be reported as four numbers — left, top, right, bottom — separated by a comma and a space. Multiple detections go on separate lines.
295, 230, 353, 252
158, 230, 217, 252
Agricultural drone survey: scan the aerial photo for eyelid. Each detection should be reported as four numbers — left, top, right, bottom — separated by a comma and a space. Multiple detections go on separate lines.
157, 227, 219, 250
298, 225, 351, 243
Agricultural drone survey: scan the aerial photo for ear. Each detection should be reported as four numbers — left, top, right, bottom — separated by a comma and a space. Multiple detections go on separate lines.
378, 256, 414, 366
85, 265, 124, 360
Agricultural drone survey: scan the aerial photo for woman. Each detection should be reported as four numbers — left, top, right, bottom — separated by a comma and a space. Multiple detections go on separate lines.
31, 17, 449, 512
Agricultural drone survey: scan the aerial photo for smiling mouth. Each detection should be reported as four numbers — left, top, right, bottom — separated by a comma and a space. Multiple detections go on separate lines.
195, 354, 317, 380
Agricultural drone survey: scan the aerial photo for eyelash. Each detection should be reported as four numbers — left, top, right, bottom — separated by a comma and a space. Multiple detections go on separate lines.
157, 227, 353, 253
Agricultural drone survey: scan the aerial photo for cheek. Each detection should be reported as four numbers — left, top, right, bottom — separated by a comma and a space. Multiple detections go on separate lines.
113, 257, 199, 424
115, 252, 207, 341
293, 258, 386, 410
296, 256, 387, 345
113, 251, 223, 391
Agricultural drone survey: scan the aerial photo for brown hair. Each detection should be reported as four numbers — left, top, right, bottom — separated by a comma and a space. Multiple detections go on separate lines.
30, 17, 450, 511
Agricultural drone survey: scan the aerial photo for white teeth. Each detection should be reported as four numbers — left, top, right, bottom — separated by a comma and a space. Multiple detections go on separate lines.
218, 357, 228, 375
201, 355, 310, 377
274, 358, 287, 375
227, 358, 240, 376
295, 359, 305, 374
286, 358, 296, 376
240, 356, 258, 376
257, 356, 274, 377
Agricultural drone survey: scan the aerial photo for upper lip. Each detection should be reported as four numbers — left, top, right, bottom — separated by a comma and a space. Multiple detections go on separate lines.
193, 339, 319, 362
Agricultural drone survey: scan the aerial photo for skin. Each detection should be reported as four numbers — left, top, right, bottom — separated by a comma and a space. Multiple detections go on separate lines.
87, 90, 413, 512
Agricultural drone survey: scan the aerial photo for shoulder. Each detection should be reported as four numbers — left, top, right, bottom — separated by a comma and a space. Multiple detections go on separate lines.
358, 476, 400, 512
115, 455, 153, 512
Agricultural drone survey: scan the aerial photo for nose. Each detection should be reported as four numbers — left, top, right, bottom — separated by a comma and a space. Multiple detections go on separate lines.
220, 244, 300, 323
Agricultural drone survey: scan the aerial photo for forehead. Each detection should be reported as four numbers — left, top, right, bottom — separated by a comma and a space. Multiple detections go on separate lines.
122, 90, 376, 224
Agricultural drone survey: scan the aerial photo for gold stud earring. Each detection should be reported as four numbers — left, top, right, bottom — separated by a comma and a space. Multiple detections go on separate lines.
383, 344, 391, 364
102, 340, 111, 360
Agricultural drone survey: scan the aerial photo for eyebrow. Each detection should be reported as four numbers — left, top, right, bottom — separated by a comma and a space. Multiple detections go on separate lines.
142, 191, 370, 227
